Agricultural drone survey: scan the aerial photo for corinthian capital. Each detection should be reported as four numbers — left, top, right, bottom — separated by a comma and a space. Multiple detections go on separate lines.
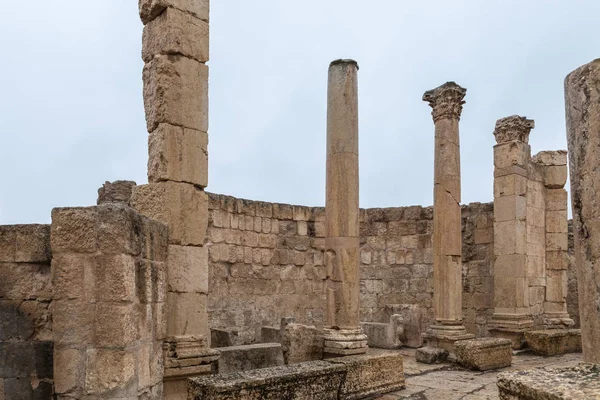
494, 115, 535, 144
423, 82, 467, 122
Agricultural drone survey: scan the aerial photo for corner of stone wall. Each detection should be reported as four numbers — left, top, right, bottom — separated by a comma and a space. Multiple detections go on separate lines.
0, 224, 53, 399
50, 203, 168, 399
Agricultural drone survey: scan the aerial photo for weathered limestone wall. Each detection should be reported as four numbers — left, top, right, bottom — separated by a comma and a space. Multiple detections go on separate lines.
0, 225, 53, 399
51, 204, 168, 399
206, 193, 496, 345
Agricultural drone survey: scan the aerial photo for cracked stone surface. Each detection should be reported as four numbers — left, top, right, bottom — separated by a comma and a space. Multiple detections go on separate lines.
369, 348, 582, 399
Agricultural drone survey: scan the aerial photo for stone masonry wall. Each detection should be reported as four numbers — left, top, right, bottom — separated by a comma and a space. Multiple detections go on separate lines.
51, 203, 168, 399
0, 225, 53, 399
206, 193, 496, 345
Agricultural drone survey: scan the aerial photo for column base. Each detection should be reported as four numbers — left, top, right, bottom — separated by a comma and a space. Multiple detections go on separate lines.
488, 314, 534, 349
323, 327, 368, 356
421, 323, 475, 352
542, 312, 575, 329
163, 335, 220, 379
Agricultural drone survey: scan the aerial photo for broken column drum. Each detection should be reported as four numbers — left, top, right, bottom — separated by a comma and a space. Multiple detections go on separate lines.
323, 59, 368, 356
421, 82, 474, 350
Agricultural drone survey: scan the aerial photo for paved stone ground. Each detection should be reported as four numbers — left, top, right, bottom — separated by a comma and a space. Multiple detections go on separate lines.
369, 348, 583, 399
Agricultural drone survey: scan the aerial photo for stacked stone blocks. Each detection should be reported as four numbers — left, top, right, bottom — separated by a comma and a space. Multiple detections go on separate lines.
133, 1, 217, 398
0, 225, 53, 398
50, 204, 168, 399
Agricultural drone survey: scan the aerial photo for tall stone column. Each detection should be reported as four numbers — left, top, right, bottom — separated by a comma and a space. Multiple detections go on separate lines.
531, 151, 574, 328
421, 82, 474, 351
323, 59, 368, 356
565, 59, 600, 363
489, 116, 535, 348
131, 1, 219, 398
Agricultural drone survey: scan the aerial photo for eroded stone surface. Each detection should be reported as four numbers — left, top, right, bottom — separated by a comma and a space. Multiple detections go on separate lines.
497, 364, 600, 400
525, 329, 582, 357
216, 343, 284, 374
415, 346, 448, 364
454, 338, 512, 371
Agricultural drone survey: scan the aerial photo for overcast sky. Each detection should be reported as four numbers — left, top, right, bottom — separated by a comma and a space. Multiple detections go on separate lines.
1, 1, 598, 224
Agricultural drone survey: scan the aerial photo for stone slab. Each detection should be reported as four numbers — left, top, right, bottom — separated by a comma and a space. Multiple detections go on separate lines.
415, 347, 448, 364
497, 364, 600, 399
361, 315, 404, 349
329, 353, 405, 400
524, 329, 582, 357
210, 328, 238, 348
188, 361, 346, 400
454, 338, 512, 371
216, 343, 284, 374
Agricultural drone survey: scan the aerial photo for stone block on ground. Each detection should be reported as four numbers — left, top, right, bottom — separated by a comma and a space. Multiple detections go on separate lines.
188, 361, 346, 400
282, 323, 324, 364
497, 364, 600, 399
361, 314, 404, 349
216, 343, 284, 374
329, 353, 405, 400
454, 338, 512, 371
524, 329, 582, 356
415, 347, 449, 364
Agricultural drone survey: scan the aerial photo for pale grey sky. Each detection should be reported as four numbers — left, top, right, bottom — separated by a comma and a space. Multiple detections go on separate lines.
1, 1, 598, 224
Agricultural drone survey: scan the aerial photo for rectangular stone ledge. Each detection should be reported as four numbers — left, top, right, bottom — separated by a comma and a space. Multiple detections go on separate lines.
524, 329, 582, 356
216, 343, 284, 374
454, 338, 512, 371
329, 353, 405, 400
188, 353, 405, 400
497, 364, 600, 400
0, 224, 51, 263
188, 361, 346, 400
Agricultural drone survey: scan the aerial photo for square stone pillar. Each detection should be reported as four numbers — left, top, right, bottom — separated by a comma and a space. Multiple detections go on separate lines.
51, 204, 168, 399
134, 1, 219, 398
420, 82, 474, 352
489, 116, 535, 348
531, 151, 574, 328
565, 58, 600, 363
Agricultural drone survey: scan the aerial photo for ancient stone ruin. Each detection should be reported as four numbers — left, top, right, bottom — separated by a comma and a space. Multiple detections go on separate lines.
0, 0, 598, 399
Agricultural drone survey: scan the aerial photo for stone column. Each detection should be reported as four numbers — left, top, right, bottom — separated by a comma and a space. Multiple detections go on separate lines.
323, 59, 368, 356
131, 1, 219, 398
565, 59, 600, 363
531, 151, 574, 328
489, 116, 535, 348
421, 82, 474, 351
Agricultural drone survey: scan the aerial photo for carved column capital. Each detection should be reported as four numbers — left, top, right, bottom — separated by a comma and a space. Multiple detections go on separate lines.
423, 81, 467, 122
494, 115, 535, 144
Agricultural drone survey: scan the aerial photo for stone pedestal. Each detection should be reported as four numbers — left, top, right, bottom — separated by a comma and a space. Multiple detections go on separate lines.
565, 58, 600, 364
323, 59, 367, 356
421, 82, 474, 351
524, 329, 581, 356
489, 116, 535, 349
